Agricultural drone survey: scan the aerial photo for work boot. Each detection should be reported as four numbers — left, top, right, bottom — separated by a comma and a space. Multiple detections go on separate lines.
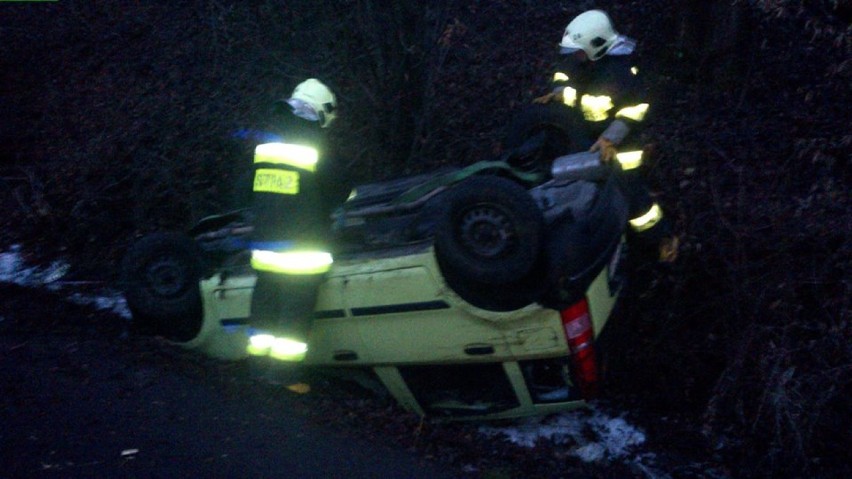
249, 356, 310, 393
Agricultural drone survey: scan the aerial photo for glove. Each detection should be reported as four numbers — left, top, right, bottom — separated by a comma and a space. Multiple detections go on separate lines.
532, 92, 557, 104
589, 136, 617, 163
658, 235, 680, 263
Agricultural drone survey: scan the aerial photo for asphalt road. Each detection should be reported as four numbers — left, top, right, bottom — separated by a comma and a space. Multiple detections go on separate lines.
0, 283, 461, 479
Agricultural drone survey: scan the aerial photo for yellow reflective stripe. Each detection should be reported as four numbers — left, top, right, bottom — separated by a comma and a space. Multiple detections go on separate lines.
251, 250, 333, 275
553, 71, 570, 82
615, 150, 643, 170
253, 168, 299, 194
269, 337, 308, 362
630, 66, 639, 75
247, 333, 275, 356
247, 334, 308, 361
629, 203, 663, 232
615, 103, 649, 122
254, 142, 318, 172
561, 86, 578, 107
580, 94, 614, 122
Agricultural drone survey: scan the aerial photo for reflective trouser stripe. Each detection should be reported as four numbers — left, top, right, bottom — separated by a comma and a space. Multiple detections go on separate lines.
247, 333, 275, 356
247, 333, 308, 362
615, 150, 643, 170
269, 337, 308, 361
629, 203, 663, 232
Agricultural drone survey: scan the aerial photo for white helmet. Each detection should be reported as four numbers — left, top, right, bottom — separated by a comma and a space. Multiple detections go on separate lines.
287, 78, 337, 128
559, 10, 619, 61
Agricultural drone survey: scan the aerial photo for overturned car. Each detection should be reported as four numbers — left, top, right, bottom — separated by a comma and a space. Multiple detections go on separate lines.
121, 105, 644, 420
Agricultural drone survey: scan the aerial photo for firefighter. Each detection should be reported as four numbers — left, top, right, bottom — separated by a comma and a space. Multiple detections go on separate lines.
535, 10, 678, 261
246, 79, 338, 386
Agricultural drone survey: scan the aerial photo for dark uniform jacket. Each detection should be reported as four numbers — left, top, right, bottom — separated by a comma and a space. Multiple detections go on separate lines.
551, 55, 647, 149
551, 54, 667, 243
251, 114, 328, 252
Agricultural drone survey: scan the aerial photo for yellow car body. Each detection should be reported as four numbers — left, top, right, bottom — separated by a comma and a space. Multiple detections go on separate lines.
187, 240, 623, 420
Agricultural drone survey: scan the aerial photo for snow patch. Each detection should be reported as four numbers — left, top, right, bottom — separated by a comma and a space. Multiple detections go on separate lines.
0, 245, 69, 286
478, 406, 646, 462
67, 291, 132, 319
0, 245, 131, 318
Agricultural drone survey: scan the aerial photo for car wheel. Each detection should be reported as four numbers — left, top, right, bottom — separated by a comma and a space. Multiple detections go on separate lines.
120, 232, 205, 342
434, 176, 546, 311
502, 103, 589, 175
435, 175, 542, 285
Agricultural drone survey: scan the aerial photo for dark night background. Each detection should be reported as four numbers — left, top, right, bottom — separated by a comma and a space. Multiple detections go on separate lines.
1, 1, 849, 477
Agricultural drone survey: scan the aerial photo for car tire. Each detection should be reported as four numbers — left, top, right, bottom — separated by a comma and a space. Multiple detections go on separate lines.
434, 176, 546, 311
502, 103, 589, 175
120, 232, 205, 342
435, 175, 542, 285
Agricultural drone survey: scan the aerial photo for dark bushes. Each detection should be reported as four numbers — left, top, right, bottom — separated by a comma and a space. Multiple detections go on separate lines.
0, 1, 848, 477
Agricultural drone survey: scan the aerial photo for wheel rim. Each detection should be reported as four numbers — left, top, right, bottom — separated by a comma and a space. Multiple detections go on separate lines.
457, 204, 516, 258
144, 257, 188, 298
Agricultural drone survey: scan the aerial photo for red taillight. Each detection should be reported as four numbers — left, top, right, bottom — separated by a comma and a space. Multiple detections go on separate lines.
560, 298, 599, 398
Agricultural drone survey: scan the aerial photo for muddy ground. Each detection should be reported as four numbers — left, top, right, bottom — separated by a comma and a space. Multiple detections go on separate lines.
1, 281, 736, 479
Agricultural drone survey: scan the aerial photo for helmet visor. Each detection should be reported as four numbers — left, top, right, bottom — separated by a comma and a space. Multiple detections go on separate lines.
558, 35, 582, 55
286, 98, 320, 122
